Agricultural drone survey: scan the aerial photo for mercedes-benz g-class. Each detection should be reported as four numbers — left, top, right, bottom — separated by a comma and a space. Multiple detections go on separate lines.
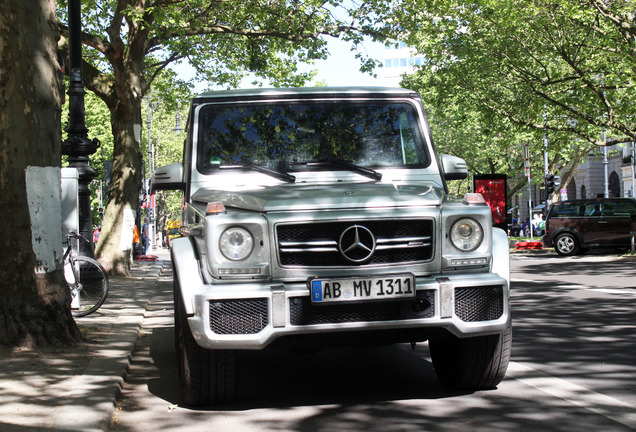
153, 87, 511, 406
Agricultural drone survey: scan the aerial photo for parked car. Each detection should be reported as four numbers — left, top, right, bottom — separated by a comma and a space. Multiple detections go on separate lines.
165, 220, 181, 247
543, 198, 636, 256
153, 87, 511, 406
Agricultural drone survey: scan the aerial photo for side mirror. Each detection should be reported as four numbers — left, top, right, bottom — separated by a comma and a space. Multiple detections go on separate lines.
152, 163, 185, 192
440, 154, 468, 180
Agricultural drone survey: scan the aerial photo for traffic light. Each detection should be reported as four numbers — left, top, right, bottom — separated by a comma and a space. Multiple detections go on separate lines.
98, 207, 104, 219
545, 174, 556, 195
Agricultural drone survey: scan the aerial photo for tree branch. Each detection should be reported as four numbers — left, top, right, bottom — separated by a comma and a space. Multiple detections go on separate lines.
58, 23, 113, 55
57, 37, 115, 103
147, 23, 386, 51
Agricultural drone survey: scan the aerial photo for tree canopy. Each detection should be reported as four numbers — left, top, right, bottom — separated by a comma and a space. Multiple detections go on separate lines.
55, 0, 392, 274
399, 0, 636, 146
397, 0, 636, 199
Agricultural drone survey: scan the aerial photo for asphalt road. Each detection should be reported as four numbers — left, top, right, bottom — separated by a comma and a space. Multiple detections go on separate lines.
111, 252, 636, 432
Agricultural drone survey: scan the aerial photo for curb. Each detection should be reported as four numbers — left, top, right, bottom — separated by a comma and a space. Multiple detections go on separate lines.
50, 258, 167, 432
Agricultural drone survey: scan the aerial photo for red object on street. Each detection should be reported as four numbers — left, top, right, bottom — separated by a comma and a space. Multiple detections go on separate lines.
515, 241, 543, 250
134, 255, 158, 261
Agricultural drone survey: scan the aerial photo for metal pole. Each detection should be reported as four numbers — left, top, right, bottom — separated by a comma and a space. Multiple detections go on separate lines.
61, 0, 99, 258
603, 128, 609, 198
528, 174, 533, 242
631, 141, 635, 198
145, 98, 156, 250
543, 130, 550, 212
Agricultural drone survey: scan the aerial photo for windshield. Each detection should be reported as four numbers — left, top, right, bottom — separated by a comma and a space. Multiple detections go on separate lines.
196, 100, 430, 174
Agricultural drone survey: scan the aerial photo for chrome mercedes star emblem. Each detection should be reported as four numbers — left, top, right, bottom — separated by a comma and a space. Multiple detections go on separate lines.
339, 225, 376, 263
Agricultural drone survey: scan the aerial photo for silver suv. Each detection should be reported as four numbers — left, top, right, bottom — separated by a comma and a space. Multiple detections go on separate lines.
153, 87, 511, 406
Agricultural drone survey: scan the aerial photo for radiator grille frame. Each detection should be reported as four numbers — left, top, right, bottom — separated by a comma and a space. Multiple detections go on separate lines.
276, 219, 435, 268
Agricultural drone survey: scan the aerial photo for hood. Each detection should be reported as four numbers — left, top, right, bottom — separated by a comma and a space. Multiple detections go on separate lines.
191, 182, 444, 212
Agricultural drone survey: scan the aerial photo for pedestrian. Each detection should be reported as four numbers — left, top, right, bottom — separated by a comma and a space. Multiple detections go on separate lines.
142, 217, 149, 255
93, 225, 101, 244
510, 218, 521, 237
521, 218, 530, 237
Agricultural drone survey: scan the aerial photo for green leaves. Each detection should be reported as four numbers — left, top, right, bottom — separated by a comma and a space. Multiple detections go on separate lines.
397, 0, 636, 197
400, 0, 636, 146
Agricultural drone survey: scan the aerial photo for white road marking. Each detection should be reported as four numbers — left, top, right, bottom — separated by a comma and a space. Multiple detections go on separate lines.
512, 279, 636, 296
507, 362, 636, 429
589, 288, 636, 296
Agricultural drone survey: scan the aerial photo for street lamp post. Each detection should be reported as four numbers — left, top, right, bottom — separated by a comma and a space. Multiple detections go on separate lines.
632, 141, 636, 198
603, 127, 609, 198
61, 0, 99, 258
174, 103, 183, 134
144, 99, 182, 250
145, 97, 158, 250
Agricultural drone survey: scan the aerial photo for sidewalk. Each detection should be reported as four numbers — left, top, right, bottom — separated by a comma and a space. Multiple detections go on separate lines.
0, 248, 170, 432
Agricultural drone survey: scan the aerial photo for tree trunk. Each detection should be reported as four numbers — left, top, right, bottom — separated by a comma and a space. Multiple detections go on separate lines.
0, 0, 81, 346
94, 94, 143, 275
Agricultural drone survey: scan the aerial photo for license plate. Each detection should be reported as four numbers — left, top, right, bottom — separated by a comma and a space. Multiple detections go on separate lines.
310, 274, 415, 303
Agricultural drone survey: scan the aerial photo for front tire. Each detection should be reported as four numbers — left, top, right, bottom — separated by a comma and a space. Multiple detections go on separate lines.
69, 256, 109, 317
429, 325, 512, 390
555, 233, 579, 256
174, 278, 237, 406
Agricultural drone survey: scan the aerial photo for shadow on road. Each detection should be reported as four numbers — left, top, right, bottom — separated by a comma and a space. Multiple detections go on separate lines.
142, 298, 468, 410
111, 263, 636, 432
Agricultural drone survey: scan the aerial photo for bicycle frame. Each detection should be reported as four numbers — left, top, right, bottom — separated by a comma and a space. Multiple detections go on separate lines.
63, 237, 81, 310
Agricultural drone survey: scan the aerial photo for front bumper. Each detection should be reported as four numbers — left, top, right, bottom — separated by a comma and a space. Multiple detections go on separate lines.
185, 273, 510, 350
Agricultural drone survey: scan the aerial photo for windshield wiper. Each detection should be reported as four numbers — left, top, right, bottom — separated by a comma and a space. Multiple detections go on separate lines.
292, 159, 382, 181
218, 163, 296, 183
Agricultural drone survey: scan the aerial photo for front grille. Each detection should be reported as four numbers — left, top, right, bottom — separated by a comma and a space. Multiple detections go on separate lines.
289, 291, 435, 326
455, 286, 503, 322
277, 219, 434, 267
209, 298, 269, 334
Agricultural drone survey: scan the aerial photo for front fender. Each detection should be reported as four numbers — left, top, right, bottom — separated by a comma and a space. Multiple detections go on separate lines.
171, 236, 204, 316
491, 227, 510, 283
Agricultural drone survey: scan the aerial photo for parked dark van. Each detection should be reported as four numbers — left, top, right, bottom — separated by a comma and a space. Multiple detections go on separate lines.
543, 198, 636, 256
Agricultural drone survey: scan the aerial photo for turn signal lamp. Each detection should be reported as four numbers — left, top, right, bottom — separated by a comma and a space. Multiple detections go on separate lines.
463, 193, 486, 205
206, 202, 227, 215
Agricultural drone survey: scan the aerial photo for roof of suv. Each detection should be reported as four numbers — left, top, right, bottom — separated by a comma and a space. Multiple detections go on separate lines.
552, 198, 635, 205
193, 86, 421, 103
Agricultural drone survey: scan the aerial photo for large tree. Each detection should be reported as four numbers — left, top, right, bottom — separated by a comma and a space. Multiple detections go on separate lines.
401, 68, 596, 202
400, 0, 636, 145
0, 0, 82, 346
56, 0, 389, 275
396, 0, 636, 201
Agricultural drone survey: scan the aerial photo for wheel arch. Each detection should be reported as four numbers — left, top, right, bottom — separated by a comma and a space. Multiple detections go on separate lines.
551, 227, 584, 246
171, 236, 204, 316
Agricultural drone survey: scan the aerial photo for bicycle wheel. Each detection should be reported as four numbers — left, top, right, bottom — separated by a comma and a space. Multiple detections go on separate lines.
69, 256, 109, 317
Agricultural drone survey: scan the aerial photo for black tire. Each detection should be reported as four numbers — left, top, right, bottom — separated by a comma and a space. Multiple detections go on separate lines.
555, 232, 579, 256
429, 325, 512, 390
174, 278, 237, 406
69, 256, 109, 317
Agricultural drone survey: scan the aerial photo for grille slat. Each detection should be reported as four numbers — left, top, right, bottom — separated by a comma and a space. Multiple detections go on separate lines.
277, 219, 434, 267
455, 286, 503, 322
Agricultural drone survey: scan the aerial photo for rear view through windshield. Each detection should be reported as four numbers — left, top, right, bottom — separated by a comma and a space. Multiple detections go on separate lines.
196, 101, 430, 173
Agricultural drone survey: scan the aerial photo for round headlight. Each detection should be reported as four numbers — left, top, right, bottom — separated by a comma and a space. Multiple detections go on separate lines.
219, 227, 254, 261
450, 218, 483, 252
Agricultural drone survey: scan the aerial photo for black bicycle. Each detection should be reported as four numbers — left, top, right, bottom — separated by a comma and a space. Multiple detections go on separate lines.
64, 231, 109, 317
